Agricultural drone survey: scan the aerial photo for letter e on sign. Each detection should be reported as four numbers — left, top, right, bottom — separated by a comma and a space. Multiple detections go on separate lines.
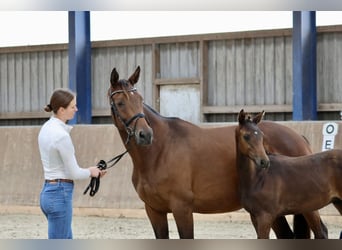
322, 122, 339, 151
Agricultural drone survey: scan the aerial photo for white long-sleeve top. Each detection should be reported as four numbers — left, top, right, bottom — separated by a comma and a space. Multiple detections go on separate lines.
38, 116, 90, 180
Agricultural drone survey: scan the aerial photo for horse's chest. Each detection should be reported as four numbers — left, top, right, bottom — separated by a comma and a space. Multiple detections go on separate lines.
133, 177, 170, 209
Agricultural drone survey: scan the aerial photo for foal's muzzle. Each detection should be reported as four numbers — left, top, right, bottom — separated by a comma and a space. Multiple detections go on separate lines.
255, 157, 270, 169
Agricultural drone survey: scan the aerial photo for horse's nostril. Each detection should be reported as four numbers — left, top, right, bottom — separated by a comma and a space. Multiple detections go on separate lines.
139, 131, 145, 139
136, 129, 153, 145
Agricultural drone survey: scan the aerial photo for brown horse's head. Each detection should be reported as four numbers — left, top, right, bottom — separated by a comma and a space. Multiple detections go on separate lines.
236, 109, 270, 169
108, 66, 153, 146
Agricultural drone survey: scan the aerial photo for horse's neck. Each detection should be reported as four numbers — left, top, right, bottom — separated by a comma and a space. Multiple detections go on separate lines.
236, 149, 264, 192
124, 106, 167, 168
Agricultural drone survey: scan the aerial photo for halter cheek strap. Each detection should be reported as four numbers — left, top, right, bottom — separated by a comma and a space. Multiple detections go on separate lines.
109, 87, 148, 143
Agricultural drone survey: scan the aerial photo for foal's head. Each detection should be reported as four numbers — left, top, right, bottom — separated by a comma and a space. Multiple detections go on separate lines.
108, 66, 153, 146
236, 109, 270, 169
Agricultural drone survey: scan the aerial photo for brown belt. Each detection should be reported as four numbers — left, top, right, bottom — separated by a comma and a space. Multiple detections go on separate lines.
45, 179, 74, 184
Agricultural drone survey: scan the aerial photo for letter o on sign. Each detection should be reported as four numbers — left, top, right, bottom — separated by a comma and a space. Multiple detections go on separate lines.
322, 122, 338, 136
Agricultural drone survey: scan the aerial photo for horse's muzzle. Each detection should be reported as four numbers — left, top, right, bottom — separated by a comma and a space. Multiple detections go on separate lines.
135, 127, 153, 145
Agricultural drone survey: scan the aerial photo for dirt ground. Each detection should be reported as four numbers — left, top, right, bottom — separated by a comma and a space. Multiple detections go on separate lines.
0, 208, 341, 239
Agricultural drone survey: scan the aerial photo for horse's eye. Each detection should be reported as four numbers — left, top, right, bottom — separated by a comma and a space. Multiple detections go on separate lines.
117, 101, 125, 107
243, 134, 250, 141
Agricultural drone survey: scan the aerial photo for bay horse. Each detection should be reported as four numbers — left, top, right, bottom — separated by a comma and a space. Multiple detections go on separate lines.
107, 66, 325, 239
235, 109, 339, 239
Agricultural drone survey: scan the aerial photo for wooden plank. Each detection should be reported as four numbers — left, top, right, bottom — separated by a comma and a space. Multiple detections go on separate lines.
30, 52, 39, 111
92, 109, 111, 117
235, 39, 245, 105
318, 103, 342, 112
215, 40, 226, 106
203, 103, 342, 114
200, 40, 209, 111
254, 38, 265, 105
0, 111, 51, 119
151, 43, 159, 109
0, 54, 8, 113
244, 38, 255, 105
203, 105, 292, 114
225, 40, 236, 106
155, 78, 200, 86
2, 103, 342, 120
264, 37, 275, 104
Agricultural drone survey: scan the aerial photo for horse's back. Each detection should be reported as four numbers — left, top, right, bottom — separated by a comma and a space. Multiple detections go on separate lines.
259, 121, 312, 156
265, 151, 342, 213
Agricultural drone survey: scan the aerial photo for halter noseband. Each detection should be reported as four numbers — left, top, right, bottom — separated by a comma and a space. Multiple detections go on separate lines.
109, 87, 147, 144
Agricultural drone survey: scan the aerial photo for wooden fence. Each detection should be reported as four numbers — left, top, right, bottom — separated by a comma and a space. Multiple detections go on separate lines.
1, 25, 342, 125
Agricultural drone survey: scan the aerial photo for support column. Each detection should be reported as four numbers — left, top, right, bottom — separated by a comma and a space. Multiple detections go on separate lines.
292, 11, 317, 120
68, 11, 92, 124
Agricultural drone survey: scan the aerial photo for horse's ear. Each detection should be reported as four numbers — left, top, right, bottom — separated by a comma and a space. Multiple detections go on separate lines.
128, 66, 141, 85
238, 109, 246, 125
253, 110, 265, 124
110, 68, 119, 87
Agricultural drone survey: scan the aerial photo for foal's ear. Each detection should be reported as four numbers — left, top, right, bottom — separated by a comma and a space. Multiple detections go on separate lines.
128, 66, 141, 85
253, 110, 265, 124
110, 67, 119, 87
238, 109, 246, 125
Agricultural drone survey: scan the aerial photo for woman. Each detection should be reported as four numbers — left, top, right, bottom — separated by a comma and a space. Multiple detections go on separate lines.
38, 88, 106, 239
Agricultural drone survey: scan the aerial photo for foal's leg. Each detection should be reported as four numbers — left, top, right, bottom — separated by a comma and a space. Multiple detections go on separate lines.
303, 211, 328, 239
145, 204, 169, 239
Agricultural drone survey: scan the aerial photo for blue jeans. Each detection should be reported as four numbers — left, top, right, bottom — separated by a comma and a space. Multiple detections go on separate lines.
40, 181, 74, 239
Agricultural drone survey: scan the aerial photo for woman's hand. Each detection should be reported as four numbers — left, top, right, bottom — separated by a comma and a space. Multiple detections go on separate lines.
88, 166, 107, 178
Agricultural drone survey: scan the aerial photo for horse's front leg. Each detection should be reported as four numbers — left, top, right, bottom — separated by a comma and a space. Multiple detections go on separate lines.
145, 204, 169, 239
250, 213, 273, 239
170, 199, 194, 239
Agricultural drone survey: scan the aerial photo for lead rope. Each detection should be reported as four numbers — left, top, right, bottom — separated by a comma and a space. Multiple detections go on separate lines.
83, 149, 129, 197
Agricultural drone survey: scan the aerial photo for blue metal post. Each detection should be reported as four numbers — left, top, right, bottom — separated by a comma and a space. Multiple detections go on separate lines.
68, 11, 92, 124
292, 11, 317, 120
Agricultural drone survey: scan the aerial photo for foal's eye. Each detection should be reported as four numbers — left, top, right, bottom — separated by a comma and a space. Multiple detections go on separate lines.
243, 134, 250, 141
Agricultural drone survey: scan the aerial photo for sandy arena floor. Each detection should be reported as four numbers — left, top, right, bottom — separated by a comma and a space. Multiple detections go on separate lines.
0, 208, 341, 239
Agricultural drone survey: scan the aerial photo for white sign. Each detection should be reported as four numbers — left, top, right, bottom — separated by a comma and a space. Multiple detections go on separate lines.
322, 122, 339, 151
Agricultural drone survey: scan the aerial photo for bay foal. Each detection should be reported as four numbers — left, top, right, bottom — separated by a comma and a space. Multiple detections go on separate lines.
235, 110, 342, 239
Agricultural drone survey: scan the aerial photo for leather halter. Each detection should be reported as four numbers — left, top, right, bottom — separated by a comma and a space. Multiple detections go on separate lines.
109, 87, 147, 144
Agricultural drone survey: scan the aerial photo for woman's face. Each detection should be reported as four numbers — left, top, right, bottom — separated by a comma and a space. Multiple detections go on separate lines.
57, 97, 78, 122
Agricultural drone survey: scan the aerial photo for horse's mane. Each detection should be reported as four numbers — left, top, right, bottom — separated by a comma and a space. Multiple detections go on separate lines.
143, 103, 179, 121
143, 103, 200, 130
143, 103, 161, 116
